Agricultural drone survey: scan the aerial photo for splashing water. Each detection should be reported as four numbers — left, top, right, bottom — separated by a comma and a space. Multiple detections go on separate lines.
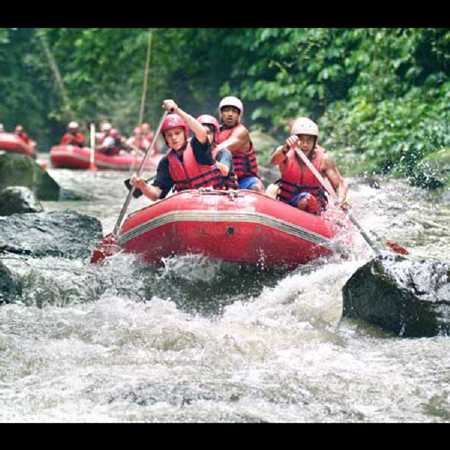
1, 166, 449, 422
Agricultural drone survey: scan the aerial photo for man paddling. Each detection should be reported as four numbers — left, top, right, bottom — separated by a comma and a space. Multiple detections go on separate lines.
130, 99, 237, 201
215, 96, 265, 192
268, 117, 348, 215
60, 121, 86, 147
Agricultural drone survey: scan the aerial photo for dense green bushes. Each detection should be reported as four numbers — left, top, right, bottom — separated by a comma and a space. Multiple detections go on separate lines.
0, 27, 448, 188
219, 28, 449, 187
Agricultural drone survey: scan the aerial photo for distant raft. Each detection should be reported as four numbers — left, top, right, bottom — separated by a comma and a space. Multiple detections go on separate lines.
50, 145, 162, 171
110, 189, 351, 268
0, 132, 35, 157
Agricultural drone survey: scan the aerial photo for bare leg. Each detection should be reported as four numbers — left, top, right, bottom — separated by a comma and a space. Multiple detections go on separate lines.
265, 183, 280, 199
250, 179, 265, 193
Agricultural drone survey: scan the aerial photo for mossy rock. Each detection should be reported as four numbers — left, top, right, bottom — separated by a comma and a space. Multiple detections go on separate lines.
0, 152, 60, 200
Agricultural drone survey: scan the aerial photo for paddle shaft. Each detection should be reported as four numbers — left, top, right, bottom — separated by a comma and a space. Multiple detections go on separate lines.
89, 123, 96, 168
294, 147, 380, 256
112, 111, 168, 237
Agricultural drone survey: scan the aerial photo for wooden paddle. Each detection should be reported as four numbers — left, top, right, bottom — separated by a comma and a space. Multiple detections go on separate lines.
112, 111, 168, 237
294, 147, 409, 256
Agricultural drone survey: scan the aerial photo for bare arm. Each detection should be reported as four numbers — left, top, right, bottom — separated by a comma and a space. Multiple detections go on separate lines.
271, 145, 288, 165
322, 155, 348, 207
130, 175, 162, 201
162, 99, 207, 144
215, 126, 250, 153
270, 135, 299, 165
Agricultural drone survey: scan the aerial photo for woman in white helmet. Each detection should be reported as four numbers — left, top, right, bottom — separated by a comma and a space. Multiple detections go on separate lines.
268, 117, 348, 215
215, 96, 265, 192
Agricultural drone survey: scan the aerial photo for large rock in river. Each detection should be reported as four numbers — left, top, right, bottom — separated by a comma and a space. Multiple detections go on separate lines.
0, 186, 44, 216
342, 254, 450, 337
0, 152, 60, 200
0, 210, 103, 259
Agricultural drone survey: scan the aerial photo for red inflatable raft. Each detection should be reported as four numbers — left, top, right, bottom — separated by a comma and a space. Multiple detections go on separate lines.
50, 145, 162, 171
110, 189, 350, 268
0, 132, 35, 157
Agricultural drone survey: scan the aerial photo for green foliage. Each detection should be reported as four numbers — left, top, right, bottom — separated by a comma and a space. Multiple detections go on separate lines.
225, 27, 449, 189
0, 27, 448, 190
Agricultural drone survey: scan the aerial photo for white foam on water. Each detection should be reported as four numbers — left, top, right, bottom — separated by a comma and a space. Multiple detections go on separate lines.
2, 174, 449, 422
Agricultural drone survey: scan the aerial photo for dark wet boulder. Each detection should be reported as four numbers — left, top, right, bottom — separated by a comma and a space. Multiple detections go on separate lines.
59, 188, 95, 201
342, 254, 450, 337
0, 210, 103, 259
0, 260, 22, 304
0, 152, 60, 200
0, 186, 44, 216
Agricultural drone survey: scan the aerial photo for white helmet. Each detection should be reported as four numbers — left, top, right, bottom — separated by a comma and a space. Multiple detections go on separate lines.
101, 122, 112, 132
290, 117, 319, 138
218, 96, 244, 116
68, 121, 79, 129
0, 124, 4, 132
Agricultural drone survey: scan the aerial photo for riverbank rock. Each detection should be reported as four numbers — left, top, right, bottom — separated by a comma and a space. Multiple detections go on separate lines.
0, 210, 103, 259
0, 186, 44, 216
342, 254, 450, 337
0, 152, 60, 200
0, 260, 22, 304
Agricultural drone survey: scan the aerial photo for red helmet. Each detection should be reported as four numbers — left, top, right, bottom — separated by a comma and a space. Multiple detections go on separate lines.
109, 128, 121, 138
161, 114, 189, 139
197, 114, 220, 142
196, 114, 220, 132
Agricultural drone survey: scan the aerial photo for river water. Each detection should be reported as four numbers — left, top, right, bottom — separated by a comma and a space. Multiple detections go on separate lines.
1, 158, 449, 422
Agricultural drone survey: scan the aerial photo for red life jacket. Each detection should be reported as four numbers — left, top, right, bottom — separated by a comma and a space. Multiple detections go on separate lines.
216, 124, 259, 180
97, 136, 121, 156
16, 132, 31, 145
278, 146, 328, 210
167, 141, 236, 191
60, 132, 85, 147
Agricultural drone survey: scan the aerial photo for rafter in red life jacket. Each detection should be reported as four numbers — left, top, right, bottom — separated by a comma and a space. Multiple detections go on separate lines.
216, 124, 259, 180
279, 146, 328, 210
